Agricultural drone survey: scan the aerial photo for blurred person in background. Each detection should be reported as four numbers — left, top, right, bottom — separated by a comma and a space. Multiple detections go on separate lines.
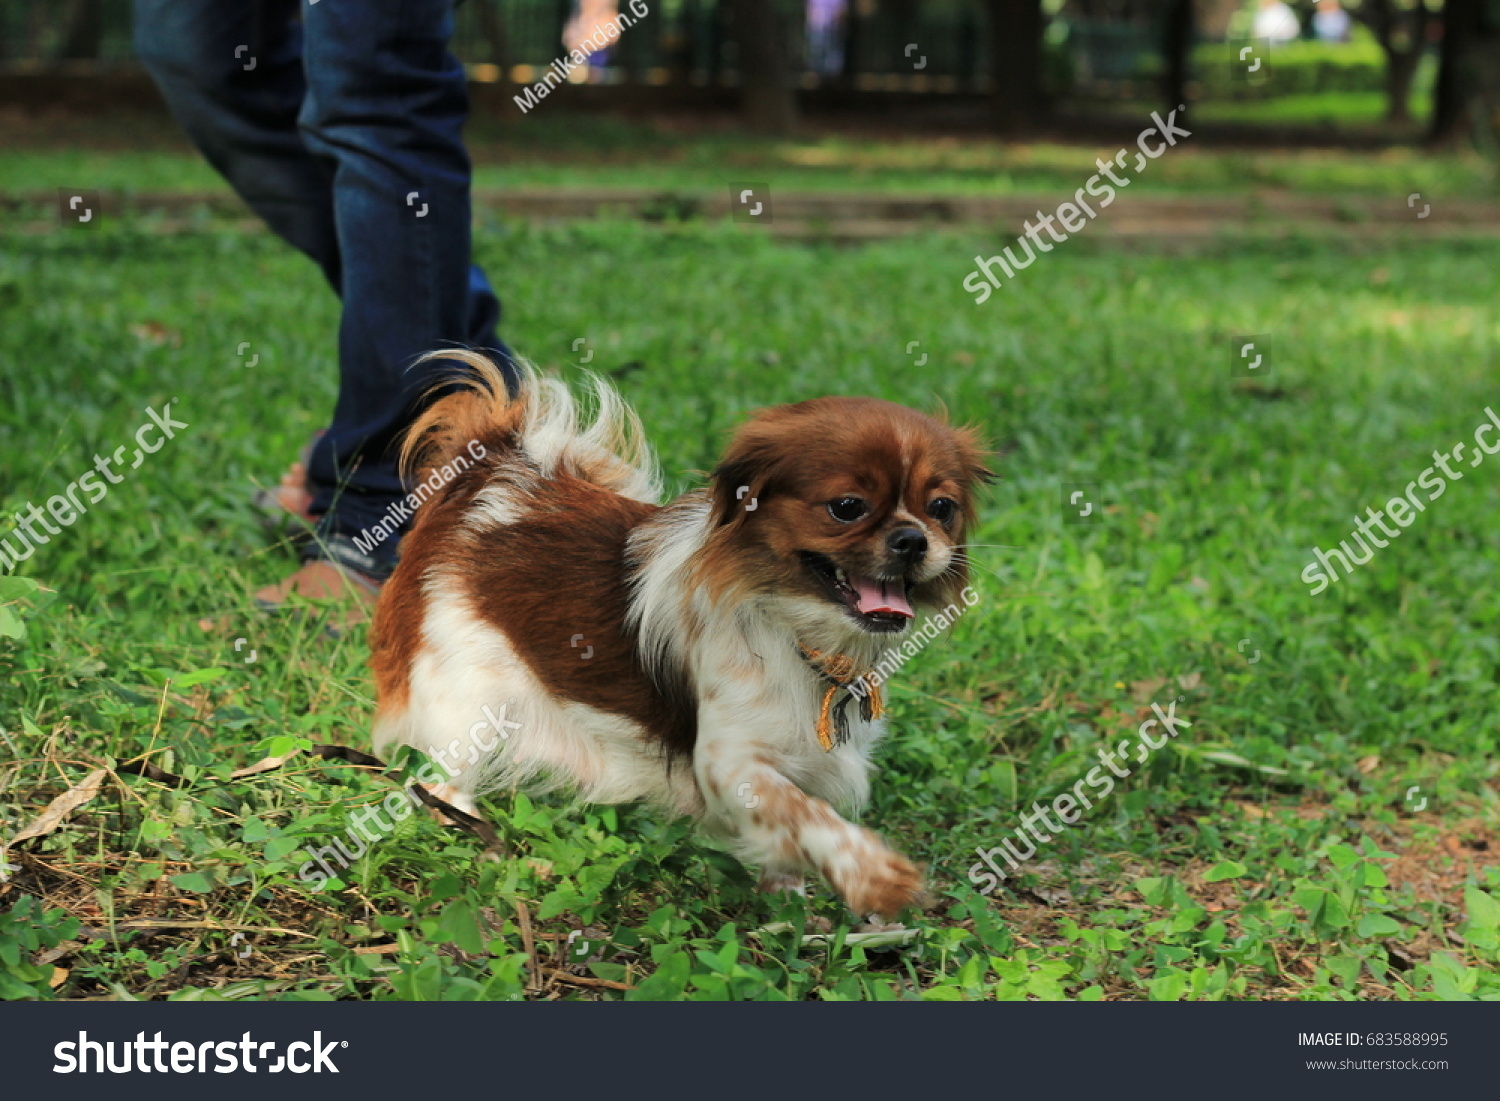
565, 0, 621, 77
1312, 0, 1351, 42
807, 0, 848, 76
1252, 0, 1303, 42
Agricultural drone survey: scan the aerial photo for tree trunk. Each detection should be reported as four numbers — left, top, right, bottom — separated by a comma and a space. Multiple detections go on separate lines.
474, 0, 512, 81
731, 0, 798, 133
840, 0, 864, 87
1429, 0, 1481, 142
665, 0, 695, 85
58, 0, 102, 61
1384, 44, 1420, 122
1161, 0, 1194, 116
1353, 0, 1429, 125
987, 0, 1046, 134
891, 0, 920, 67
620, 3, 646, 83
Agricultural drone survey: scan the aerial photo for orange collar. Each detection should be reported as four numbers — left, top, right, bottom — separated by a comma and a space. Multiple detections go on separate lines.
798, 646, 885, 751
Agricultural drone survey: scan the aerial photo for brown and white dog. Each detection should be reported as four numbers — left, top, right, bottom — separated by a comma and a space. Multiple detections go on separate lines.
370, 352, 990, 917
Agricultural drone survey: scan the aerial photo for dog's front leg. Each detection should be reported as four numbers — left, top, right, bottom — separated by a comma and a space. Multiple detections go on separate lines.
694, 705, 921, 918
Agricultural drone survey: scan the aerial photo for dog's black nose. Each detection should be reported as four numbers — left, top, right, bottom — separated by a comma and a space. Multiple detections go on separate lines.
886, 527, 927, 562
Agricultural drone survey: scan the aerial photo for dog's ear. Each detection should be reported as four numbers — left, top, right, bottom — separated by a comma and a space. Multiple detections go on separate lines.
710, 454, 772, 528
929, 400, 997, 487
709, 419, 791, 529
953, 424, 997, 488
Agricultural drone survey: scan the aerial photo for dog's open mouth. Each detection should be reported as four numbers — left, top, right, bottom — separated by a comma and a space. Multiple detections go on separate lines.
800, 552, 915, 632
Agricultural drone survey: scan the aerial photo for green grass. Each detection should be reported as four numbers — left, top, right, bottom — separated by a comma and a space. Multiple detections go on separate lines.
2, 207, 1499, 1000
1, 110, 1495, 200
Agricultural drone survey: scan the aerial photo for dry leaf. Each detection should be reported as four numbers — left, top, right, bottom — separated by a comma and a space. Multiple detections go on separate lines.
1356, 755, 1381, 775
1131, 677, 1167, 703
8, 768, 107, 846
230, 752, 299, 779
128, 321, 182, 347
1178, 671, 1203, 691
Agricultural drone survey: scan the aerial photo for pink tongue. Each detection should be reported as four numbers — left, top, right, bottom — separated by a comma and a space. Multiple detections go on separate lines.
852, 576, 914, 618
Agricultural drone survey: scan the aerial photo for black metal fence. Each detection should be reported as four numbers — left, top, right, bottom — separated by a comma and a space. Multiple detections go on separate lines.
0, 0, 1059, 94
451, 0, 990, 87
0, 0, 1391, 101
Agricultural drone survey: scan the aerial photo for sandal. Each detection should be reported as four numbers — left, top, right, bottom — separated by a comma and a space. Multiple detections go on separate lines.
253, 533, 391, 636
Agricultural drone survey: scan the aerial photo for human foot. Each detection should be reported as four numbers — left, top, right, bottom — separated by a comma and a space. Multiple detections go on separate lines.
252, 433, 323, 526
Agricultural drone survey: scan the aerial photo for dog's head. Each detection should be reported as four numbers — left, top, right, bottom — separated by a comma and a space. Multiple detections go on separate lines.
702, 396, 992, 639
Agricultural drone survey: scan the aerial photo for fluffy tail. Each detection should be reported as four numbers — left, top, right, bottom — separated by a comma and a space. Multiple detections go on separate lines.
400, 350, 661, 505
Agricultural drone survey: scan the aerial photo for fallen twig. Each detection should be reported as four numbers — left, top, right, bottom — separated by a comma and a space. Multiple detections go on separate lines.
515, 899, 540, 993
116, 759, 188, 785
408, 783, 506, 852
544, 970, 632, 991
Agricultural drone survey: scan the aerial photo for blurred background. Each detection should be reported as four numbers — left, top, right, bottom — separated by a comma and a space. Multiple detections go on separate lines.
4, 0, 1497, 245
0, 0, 1496, 140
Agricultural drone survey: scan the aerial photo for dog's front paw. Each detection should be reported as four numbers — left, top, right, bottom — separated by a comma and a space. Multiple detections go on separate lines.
836, 845, 923, 919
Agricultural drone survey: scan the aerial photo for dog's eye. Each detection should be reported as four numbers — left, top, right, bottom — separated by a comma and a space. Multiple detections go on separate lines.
827, 497, 868, 523
927, 497, 958, 524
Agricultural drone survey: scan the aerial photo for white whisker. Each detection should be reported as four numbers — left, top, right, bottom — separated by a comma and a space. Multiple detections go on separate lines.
949, 551, 1009, 586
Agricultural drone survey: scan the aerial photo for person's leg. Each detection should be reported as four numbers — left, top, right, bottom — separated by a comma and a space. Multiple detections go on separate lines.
135, 0, 515, 599
295, 0, 517, 580
132, 0, 340, 287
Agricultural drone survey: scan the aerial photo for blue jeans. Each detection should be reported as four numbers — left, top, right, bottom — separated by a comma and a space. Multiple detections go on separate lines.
133, 0, 517, 576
